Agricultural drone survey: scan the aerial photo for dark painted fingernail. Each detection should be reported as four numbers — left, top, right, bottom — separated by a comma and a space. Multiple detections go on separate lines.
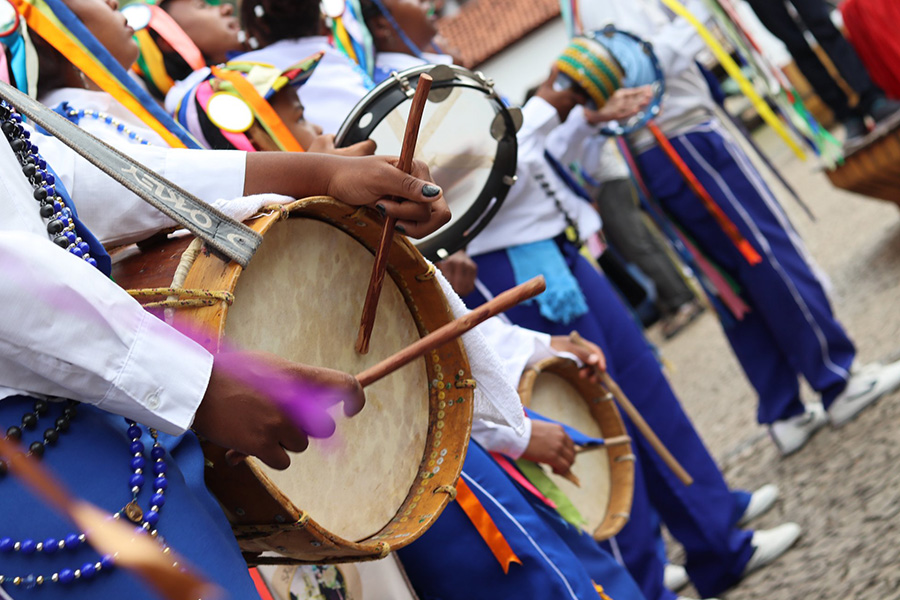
395, 224, 406, 234
375, 203, 386, 216
422, 184, 441, 198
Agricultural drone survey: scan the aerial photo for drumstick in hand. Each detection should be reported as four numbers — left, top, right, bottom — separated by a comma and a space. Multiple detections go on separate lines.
568, 331, 694, 486
356, 74, 434, 355
357, 276, 546, 387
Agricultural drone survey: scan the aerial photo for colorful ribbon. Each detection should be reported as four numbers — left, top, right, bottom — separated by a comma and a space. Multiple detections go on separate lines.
13, 0, 200, 148
647, 120, 762, 266
209, 64, 304, 152
657, 0, 806, 160
455, 478, 522, 574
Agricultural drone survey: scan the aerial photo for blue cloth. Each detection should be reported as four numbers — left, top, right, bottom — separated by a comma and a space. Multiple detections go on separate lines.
525, 407, 604, 448
468, 244, 754, 599
636, 125, 855, 423
0, 397, 259, 599
506, 239, 589, 324
398, 441, 645, 600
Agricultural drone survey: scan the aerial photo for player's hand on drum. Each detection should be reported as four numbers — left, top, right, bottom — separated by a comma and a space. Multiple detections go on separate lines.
522, 420, 576, 474
437, 250, 478, 297
550, 334, 607, 382
584, 86, 654, 124
308, 133, 378, 157
192, 351, 366, 470
326, 156, 451, 238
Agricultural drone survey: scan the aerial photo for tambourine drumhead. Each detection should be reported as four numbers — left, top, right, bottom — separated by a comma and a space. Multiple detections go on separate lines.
335, 64, 518, 261
519, 357, 634, 540
112, 197, 473, 562
257, 554, 418, 600
225, 218, 429, 542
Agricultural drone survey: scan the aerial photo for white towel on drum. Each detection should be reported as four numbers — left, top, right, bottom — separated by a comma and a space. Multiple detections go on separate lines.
210, 193, 296, 224
433, 268, 526, 435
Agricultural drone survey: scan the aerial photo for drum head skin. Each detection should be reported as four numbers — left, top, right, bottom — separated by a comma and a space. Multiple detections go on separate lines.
518, 357, 634, 540
336, 65, 518, 261
528, 371, 611, 532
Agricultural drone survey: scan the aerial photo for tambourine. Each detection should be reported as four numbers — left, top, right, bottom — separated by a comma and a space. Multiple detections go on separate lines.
335, 64, 521, 261
556, 25, 665, 136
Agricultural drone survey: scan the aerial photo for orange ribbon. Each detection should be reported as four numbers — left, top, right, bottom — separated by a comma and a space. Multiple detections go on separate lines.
210, 65, 304, 153
455, 478, 521, 574
647, 120, 762, 266
248, 567, 275, 600
594, 582, 614, 600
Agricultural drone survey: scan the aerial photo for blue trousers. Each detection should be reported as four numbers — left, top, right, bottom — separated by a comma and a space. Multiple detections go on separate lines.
468, 245, 753, 599
398, 441, 645, 600
637, 122, 855, 424
0, 397, 259, 600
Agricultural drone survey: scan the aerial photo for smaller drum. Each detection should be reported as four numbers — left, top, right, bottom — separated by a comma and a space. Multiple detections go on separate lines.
335, 64, 521, 261
517, 357, 634, 541
257, 555, 419, 600
827, 111, 900, 205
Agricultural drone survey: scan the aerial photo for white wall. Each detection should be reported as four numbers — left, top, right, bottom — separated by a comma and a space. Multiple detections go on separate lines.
477, 17, 569, 106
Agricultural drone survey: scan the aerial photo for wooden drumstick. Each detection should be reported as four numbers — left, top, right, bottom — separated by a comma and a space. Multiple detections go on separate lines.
568, 331, 694, 486
575, 435, 632, 452
356, 276, 546, 387
560, 470, 581, 487
356, 74, 434, 355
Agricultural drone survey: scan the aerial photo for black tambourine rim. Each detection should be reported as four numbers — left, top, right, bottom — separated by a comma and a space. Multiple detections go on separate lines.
595, 25, 666, 137
335, 64, 518, 262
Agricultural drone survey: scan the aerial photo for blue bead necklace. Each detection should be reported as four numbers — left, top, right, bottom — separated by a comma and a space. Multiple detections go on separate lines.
0, 407, 172, 590
63, 107, 151, 146
0, 102, 97, 268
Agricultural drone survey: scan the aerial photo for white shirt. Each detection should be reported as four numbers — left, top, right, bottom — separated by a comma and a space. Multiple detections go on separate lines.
577, 0, 717, 146
0, 135, 213, 435
36, 88, 248, 247
238, 37, 371, 135
467, 97, 602, 256
375, 51, 452, 74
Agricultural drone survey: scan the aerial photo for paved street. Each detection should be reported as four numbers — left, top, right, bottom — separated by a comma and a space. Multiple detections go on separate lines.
646, 126, 900, 600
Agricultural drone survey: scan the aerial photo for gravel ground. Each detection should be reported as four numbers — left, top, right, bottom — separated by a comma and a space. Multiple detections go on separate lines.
646, 127, 900, 600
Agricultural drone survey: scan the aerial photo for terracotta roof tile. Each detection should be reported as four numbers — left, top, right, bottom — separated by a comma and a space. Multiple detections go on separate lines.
438, 0, 561, 68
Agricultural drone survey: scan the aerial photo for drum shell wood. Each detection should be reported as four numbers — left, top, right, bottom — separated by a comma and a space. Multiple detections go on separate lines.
112, 197, 474, 563
827, 122, 900, 206
517, 357, 634, 541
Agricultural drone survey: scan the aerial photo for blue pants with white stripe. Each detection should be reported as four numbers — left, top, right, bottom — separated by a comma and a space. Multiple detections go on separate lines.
637, 122, 856, 424
467, 246, 753, 599
397, 441, 645, 600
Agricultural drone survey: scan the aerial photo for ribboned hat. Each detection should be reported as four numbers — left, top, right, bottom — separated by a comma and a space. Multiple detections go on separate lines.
122, 0, 207, 97
555, 35, 625, 109
175, 51, 324, 152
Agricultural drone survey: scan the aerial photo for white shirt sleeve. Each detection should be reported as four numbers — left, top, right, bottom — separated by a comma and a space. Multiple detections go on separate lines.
0, 230, 213, 435
35, 131, 248, 247
649, 0, 713, 76
471, 417, 532, 459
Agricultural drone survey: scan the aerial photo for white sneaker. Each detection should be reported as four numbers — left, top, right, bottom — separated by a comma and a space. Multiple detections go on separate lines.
742, 523, 802, 576
737, 484, 779, 526
828, 360, 900, 427
664, 564, 690, 592
768, 402, 828, 456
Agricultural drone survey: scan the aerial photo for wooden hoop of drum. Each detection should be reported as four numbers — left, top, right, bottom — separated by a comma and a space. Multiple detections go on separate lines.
112, 197, 474, 563
827, 113, 900, 205
517, 357, 634, 541
335, 64, 520, 262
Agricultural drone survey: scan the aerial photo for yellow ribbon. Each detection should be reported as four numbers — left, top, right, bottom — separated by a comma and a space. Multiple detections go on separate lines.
657, 0, 806, 160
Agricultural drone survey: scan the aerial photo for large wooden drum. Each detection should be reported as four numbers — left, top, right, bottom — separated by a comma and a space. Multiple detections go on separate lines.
827, 112, 900, 206
517, 357, 634, 541
112, 197, 474, 563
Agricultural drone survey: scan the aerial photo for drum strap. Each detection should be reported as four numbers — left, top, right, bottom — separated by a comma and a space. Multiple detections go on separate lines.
0, 80, 262, 266
455, 478, 521, 574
